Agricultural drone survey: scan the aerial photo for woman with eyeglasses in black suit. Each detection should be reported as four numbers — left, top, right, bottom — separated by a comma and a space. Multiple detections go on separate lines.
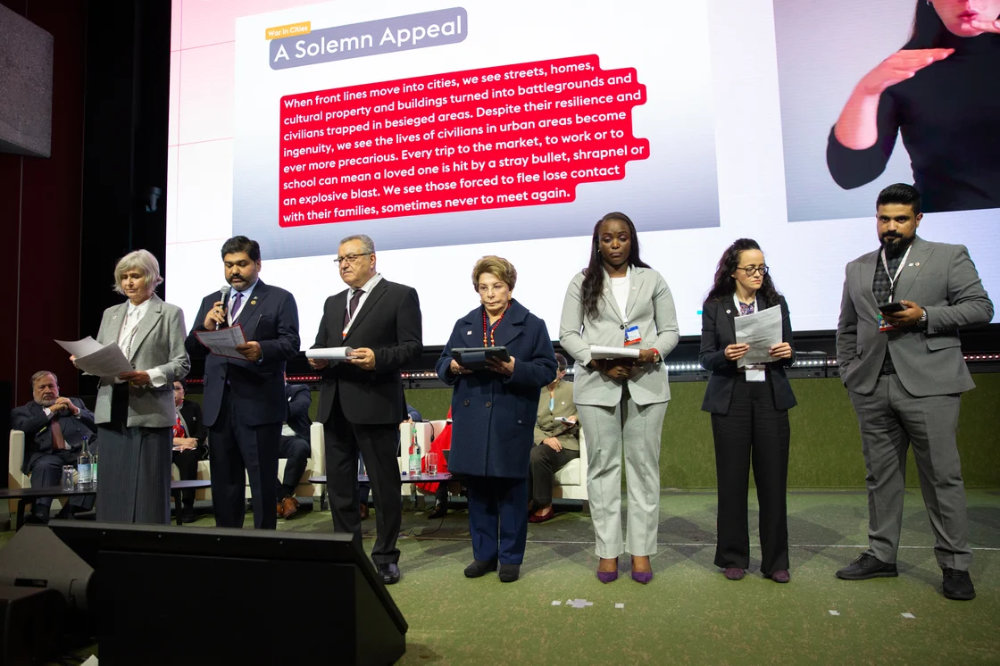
699, 239, 796, 584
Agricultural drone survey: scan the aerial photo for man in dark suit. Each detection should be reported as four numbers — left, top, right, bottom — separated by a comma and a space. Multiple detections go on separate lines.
171, 379, 207, 523
276, 382, 311, 520
835, 183, 993, 601
308, 234, 422, 584
10, 371, 97, 522
186, 236, 300, 530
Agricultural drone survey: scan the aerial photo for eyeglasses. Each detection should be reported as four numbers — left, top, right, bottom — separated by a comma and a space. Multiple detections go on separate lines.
736, 265, 768, 276
334, 253, 371, 265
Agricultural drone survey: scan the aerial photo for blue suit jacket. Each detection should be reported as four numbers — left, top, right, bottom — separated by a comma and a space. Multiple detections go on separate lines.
186, 280, 300, 427
436, 299, 556, 478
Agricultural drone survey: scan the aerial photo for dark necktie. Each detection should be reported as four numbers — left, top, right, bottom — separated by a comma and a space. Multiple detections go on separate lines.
231, 291, 244, 322
343, 289, 362, 329
50, 417, 66, 450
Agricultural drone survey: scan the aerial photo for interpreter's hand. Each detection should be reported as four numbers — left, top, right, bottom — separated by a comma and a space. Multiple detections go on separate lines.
486, 355, 515, 377
308, 357, 329, 370
235, 341, 262, 362
119, 370, 152, 387
69, 354, 78, 368
724, 343, 750, 361
881, 299, 924, 327
348, 347, 376, 371
769, 342, 793, 360
971, 17, 1000, 34
203, 300, 226, 330
449, 359, 472, 375
174, 437, 198, 451
543, 437, 562, 452
856, 48, 954, 97
49, 397, 79, 415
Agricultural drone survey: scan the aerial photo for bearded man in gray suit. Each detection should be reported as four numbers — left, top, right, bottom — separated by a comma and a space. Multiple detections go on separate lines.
835, 183, 993, 601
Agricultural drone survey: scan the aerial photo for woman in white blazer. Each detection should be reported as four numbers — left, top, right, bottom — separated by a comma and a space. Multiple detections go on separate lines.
559, 212, 679, 583
91, 249, 190, 523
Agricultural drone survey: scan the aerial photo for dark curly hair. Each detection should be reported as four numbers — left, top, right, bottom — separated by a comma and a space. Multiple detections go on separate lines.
704, 238, 781, 308
580, 212, 650, 319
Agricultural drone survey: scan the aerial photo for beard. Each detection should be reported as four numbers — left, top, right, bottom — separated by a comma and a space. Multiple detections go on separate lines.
38, 397, 57, 407
880, 233, 913, 258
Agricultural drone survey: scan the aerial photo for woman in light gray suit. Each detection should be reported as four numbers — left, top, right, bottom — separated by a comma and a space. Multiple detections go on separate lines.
560, 212, 679, 583
91, 250, 190, 523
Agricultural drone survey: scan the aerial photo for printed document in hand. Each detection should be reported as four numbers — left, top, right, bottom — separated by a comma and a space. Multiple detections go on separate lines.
195, 324, 247, 359
589, 345, 641, 360
55, 337, 132, 378
306, 347, 354, 361
734, 304, 782, 367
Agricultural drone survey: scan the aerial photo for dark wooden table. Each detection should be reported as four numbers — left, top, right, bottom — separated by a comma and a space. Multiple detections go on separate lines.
1, 479, 213, 529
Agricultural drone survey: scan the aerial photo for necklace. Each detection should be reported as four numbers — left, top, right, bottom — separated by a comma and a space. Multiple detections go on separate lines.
482, 302, 510, 346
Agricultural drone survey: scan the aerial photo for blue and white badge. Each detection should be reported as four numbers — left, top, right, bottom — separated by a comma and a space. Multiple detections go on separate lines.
624, 324, 642, 346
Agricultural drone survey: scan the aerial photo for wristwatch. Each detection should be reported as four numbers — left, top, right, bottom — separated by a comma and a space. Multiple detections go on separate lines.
918, 309, 928, 328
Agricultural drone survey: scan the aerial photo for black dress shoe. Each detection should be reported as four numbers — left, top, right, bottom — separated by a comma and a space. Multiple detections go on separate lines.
377, 562, 401, 585
464, 559, 498, 578
942, 568, 975, 600
498, 563, 520, 583
180, 507, 197, 523
836, 553, 898, 580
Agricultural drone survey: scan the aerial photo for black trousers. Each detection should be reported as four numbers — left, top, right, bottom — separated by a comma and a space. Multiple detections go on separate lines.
276, 434, 310, 498
528, 444, 579, 507
208, 386, 281, 530
172, 448, 200, 508
324, 392, 402, 565
711, 375, 790, 574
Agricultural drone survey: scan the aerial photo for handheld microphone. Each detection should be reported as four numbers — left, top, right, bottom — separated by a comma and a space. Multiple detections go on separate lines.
218, 284, 231, 329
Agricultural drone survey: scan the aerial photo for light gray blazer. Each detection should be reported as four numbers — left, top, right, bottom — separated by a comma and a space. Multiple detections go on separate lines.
836, 236, 993, 397
560, 266, 679, 407
94, 294, 191, 427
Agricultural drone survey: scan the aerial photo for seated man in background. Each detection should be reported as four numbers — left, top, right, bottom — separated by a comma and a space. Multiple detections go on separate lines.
10, 370, 97, 523
529, 353, 579, 523
172, 380, 207, 523
277, 381, 312, 519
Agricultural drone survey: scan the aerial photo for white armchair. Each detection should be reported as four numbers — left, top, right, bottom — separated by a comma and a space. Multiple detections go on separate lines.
8, 430, 28, 515
244, 421, 327, 503
551, 429, 589, 502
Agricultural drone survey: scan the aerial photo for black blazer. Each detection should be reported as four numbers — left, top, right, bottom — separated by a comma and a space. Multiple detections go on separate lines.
186, 280, 300, 427
313, 278, 422, 425
284, 383, 312, 440
178, 399, 208, 458
698, 295, 797, 414
10, 398, 97, 473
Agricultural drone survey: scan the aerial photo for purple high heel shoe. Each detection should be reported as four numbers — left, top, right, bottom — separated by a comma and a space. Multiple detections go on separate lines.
596, 558, 619, 583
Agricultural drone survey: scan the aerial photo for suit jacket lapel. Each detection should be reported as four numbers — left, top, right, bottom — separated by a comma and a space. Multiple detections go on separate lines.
235, 281, 267, 336
343, 281, 387, 343
624, 269, 644, 321
893, 237, 930, 302
127, 297, 163, 361
492, 302, 525, 347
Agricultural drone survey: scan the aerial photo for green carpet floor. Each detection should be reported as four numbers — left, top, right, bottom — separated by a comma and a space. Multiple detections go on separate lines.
3, 489, 998, 664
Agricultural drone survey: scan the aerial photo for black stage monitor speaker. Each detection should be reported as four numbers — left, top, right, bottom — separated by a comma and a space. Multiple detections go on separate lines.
49, 521, 408, 665
0, 585, 65, 665
0, 524, 95, 611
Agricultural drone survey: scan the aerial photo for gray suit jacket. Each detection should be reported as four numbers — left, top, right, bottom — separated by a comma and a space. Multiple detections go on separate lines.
94, 295, 191, 427
836, 236, 993, 397
560, 266, 679, 407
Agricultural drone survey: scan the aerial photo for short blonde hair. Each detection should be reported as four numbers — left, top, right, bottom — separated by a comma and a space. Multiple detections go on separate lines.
472, 256, 517, 292
113, 249, 164, 295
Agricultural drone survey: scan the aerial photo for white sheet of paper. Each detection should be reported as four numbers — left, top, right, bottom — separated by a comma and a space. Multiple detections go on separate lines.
306, 347, 354, 361
195, 325, 247, 359
55, 337, 133, 378
589, 345, 641, 360
734, 304, 782, 367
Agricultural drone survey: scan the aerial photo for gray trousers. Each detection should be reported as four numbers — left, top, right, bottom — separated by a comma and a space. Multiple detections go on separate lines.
848, 373, 971, 570
577, 392, 667, 559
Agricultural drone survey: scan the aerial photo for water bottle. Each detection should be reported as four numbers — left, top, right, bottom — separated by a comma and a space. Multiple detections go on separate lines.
77, 436, 94, 489
407, 423, 421, 477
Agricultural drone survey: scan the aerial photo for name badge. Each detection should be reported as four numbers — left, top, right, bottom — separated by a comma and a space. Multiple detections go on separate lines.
624, 325, 642, 346
877, 313, 896, 333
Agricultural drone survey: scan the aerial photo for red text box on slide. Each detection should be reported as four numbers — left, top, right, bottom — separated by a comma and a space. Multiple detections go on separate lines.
279, 54, 648, 226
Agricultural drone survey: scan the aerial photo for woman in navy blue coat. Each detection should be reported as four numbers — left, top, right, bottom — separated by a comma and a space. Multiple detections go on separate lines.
436, 256, 557, 582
